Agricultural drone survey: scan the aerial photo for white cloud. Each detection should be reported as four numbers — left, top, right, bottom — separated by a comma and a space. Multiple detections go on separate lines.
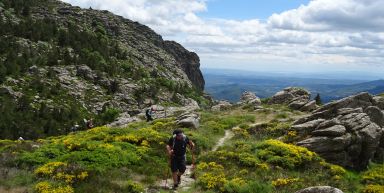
60, 0, 384, 74
268, 0, 384, 32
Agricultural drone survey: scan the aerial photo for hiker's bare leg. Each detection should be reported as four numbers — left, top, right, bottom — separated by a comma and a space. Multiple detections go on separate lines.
172, 172, 178, 184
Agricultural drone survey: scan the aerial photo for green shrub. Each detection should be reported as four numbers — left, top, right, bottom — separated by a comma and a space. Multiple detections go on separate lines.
97, 108, 121, 124
240, 181, 273, 193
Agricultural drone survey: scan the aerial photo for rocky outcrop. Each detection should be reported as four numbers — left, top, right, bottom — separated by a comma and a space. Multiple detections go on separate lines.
163, 41, 205, 91
292, 92, 384, 169
268, 87, 316, 111
373, 95, 384, 110
295, 186, 344, 193
212, 100, 232, 111
240, 91, 261, 105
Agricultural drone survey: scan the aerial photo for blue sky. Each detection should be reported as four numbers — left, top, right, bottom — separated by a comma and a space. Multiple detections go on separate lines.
61, 0, 384, 76
199, 0, 310, 20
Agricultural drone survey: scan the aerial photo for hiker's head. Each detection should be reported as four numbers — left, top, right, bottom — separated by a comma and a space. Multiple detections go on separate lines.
173, 129, 183, 140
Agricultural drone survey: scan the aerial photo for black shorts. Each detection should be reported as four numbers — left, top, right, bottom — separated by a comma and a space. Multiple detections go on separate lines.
171, 155, 186, 173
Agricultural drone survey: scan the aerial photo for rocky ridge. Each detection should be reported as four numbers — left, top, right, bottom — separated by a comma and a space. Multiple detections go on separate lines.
291, 92, 384, 169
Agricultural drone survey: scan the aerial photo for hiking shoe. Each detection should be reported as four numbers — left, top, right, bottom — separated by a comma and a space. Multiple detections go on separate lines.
177, 175, 181, 185
172, 183, 178, 190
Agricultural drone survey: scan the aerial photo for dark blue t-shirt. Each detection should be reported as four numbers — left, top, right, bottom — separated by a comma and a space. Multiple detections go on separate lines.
168, 136, 189, 156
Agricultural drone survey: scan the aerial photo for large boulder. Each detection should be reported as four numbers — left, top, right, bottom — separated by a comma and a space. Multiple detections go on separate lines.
240, 91, 261, 105
269, 87, 316, 111
295, 186, 344, 193
291, 92, 384, 169
176, 113, 200, 129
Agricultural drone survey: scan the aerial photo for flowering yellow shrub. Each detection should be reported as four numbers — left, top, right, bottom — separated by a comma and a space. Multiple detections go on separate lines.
256, 163, 270, 170
232, 127, 250, 138
34, 181, 74, 193
140, 140, 149, 147
287, 131, 297, 137
35, 162, 88, 184
34, 162, 67, 176
330, 164, 346, 176
256, 139, 318, 169
126, 180, 144, 193
229, 177, 246, 186
197, 162, 228, 191
86, 126, 109, 134
98, 143, 115, 150
114, 134, 140, 143
63, 137, 84, 151
199, 172, 227, 190
272, 178, 299, 187
54, 172, 76, 183
362, 185, 384, 193
362, 164, 384, 185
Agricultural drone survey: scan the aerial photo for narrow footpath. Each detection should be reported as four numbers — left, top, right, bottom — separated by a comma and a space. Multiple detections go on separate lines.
156, 127, 236, 192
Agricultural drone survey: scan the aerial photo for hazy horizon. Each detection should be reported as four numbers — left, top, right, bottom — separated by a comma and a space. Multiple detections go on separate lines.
202, 67, 384, 81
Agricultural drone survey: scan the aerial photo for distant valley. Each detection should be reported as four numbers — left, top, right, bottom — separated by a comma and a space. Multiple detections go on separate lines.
203, 68, 384, 103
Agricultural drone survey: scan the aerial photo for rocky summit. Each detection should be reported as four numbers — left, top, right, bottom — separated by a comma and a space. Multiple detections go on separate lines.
0, 0, 206, 139
292, 92, 384, 169
269, 87, 317, 112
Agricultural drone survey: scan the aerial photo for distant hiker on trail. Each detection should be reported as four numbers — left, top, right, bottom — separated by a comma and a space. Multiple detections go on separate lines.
85, 118, 94, 129
145, 107, 156, 122
70, 124, 79, 132
166, 129, 195, 189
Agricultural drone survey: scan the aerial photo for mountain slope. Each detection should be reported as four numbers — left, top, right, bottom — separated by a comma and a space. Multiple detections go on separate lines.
0, 0, 206, 139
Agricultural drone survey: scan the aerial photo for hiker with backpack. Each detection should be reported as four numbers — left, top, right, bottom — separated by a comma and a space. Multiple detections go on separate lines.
166, 129, 195, 189
85, 118, 93, 129
145, 107, 156, 122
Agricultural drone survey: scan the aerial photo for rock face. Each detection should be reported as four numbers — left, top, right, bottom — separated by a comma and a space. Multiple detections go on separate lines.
269, 87, 316, 111
295, 186, 344, 193
163, 41, 205, 91
240, 91, 261, 105
292, 92, 384, 169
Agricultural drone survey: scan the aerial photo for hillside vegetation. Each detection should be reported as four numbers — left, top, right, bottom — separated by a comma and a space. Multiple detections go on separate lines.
0, 0, 206, 140
1, 103, 383, 193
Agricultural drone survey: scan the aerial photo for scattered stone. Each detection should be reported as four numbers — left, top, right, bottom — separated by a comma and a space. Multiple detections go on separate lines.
212, 100, 232, 111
